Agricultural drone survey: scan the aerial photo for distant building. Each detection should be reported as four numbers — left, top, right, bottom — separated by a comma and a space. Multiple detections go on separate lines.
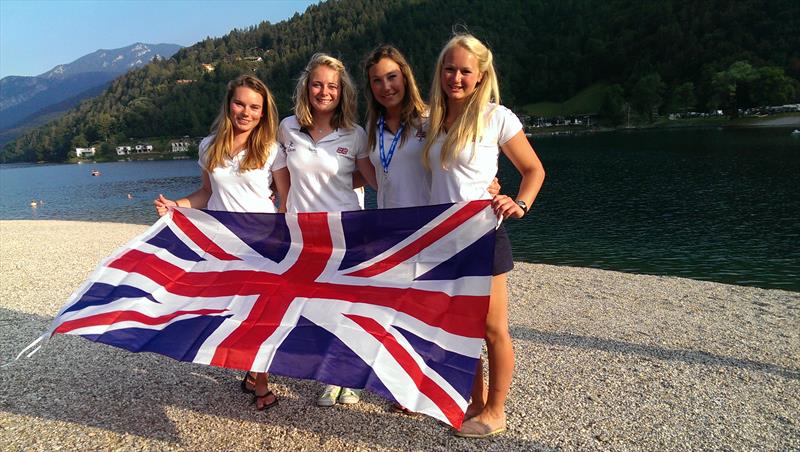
176, 79, 196, 85
201, 63, 215, 73
75, 147, 96, 157
170, 140, 192, 153
116, 145, 133, 155
116, 144, 153, 155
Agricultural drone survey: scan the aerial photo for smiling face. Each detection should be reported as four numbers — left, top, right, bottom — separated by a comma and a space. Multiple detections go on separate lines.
369, 57, 406, 115
440, 45, 483, 104
308, 65, 341, 115
228, 86, 264, 135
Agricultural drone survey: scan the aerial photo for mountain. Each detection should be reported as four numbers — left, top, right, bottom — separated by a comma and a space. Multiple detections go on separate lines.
2, 0, 798, 163
0, 42, 181, 143
37, 43, 182, 79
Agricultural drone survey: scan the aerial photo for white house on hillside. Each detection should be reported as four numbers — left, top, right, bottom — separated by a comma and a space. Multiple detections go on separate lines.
170, 140, 192, 152
75, 147, 96, 157
116, 144, 153, 155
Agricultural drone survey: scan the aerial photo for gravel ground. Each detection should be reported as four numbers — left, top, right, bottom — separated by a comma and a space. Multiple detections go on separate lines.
1, 220, 798, 451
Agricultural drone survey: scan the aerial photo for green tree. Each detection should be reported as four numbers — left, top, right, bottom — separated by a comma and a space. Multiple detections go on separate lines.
711, 61, 758, 117
598, 84, 626, 125
98, 142, 116, 161
752, 66, 796, 106
631, 73, 665, 122
670, 82, 696, 115
70, 134, 88, 149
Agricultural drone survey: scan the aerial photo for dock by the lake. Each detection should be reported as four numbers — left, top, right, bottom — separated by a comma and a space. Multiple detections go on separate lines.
1, 220, 798, 451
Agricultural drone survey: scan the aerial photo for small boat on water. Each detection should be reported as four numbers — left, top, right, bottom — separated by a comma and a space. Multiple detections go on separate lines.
91, 169, 101, 176
791, 129, 800, 135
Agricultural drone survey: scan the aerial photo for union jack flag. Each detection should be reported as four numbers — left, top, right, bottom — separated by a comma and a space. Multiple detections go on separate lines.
43, 201, 497, 427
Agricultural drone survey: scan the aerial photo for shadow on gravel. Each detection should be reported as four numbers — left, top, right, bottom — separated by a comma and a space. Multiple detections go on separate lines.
1, 308, 548, 451
511, 326, 800, 381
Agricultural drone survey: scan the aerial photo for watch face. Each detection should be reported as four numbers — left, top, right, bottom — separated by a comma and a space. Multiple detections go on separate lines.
516, 200, 528, 212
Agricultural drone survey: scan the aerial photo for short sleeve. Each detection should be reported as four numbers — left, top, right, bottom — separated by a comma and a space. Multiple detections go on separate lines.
277, 118, 289, 146
354, 126, 368, 159
495, 106, 523, 145
274, 119, 291, 170
197, 135, 213, 169
272, 143, 287, 170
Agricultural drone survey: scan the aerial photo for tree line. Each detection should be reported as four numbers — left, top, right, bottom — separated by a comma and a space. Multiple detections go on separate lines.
3, 0, 798, 162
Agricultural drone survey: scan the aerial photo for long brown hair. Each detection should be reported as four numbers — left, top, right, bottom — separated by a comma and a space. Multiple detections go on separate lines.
362, 45, 427, 151
293, 53, 357, 130
422, 34, 501, 169
204, 75, 279, 172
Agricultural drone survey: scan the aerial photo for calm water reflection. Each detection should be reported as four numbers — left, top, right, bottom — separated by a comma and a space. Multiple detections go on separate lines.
2, 127, 798, 291
502, 127, 800, 291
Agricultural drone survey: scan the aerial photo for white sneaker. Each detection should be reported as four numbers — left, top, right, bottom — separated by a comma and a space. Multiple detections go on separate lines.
317, 385, 341, 407
337, 388, 361, 404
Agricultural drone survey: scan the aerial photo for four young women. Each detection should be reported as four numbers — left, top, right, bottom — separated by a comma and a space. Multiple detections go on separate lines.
155, 33, 545, 439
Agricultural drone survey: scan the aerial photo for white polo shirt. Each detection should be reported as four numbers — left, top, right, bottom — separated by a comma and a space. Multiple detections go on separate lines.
427, 104, 523, 204
197, 135, 279, 213
274, 115, 368, 213
368, 122, 431, 208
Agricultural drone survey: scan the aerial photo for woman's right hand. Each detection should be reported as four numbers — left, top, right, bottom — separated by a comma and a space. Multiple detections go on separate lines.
154, 194, 177, 217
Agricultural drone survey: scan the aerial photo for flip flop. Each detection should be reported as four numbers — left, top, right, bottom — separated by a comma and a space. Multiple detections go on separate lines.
252, 390, 278, 411
389, 402, 419, 416
454, 418, 507, 438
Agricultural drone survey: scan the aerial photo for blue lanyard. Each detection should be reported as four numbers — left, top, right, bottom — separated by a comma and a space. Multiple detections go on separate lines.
378, 115, 405, 174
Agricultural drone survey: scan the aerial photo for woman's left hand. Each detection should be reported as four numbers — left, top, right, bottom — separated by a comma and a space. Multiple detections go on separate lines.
491, 194, 524, 219
487, 177, 501, 196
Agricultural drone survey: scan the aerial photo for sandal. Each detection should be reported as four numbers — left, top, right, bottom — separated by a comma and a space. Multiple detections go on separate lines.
252, 390, 278, 411
240, 372, 256, 394
390, 402, 418, 416
454, 418, 507, 438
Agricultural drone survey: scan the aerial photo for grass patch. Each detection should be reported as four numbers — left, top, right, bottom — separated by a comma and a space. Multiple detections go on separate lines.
521, 83, 609, 117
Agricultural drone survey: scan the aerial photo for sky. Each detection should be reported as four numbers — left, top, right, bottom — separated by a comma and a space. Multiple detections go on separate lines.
0, 0, 318, 78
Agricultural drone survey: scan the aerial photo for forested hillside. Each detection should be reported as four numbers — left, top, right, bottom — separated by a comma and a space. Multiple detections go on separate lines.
3, 0, 798, 162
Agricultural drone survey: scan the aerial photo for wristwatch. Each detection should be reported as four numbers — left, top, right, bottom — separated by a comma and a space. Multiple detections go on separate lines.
515, 199, 528, 216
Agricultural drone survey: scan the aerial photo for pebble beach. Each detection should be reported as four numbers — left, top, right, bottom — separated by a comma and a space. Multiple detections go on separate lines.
1, 220, 798, 451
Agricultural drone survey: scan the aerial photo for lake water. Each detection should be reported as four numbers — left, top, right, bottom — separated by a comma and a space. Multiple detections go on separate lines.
2, 127, 798, 291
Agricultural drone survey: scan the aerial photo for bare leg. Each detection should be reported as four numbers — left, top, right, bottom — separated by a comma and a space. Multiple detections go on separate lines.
465, 357, 488, 418
253, 372, 276, 410
243, 371, 256, 392
458, 273, 513, 434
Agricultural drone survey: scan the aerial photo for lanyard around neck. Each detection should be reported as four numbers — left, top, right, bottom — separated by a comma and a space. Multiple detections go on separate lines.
378, 115, 405, 174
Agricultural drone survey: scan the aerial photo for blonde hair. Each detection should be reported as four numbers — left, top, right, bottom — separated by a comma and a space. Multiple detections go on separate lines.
422, 34, 501, 169
362, 45, 427, 151
293, 53, 357, 130
205, 75, 278, 172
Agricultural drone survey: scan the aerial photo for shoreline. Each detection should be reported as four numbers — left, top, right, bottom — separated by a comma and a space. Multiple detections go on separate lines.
525, 112, 800, 138
4, 114, 798, 165
1, 220, 798, 450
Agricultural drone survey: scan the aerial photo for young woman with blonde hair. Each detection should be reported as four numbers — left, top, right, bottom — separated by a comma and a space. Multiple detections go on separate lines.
423, 33, 546, 438
273, 52, 377, 406
154, 74, 289, 412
